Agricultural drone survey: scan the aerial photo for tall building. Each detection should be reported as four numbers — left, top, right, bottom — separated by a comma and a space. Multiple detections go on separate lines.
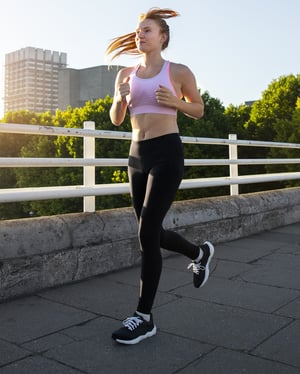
58, 65, 123, 110
4, 47, 67, 114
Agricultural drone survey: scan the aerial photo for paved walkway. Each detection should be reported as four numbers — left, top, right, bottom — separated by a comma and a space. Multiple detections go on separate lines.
0, 223, 299, 373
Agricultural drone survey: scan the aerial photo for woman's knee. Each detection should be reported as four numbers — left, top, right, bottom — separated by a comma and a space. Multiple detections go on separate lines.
138, 222, 160, 250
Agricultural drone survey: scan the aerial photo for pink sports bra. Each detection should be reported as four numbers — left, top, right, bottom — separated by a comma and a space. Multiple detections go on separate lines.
126, 60, 178, 116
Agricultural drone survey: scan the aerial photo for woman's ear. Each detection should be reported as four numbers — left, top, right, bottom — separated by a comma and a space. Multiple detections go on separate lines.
160, 33, 167, 47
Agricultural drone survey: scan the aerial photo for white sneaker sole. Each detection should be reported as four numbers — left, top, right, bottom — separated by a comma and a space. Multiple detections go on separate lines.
115, 325, 157, 345
200, 241, 215, 287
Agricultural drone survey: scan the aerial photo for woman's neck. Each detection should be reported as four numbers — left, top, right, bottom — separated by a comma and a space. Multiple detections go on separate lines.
141, 53, 164, 68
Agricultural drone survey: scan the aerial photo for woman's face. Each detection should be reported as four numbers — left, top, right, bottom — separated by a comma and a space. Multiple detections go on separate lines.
135, 19, 166, 53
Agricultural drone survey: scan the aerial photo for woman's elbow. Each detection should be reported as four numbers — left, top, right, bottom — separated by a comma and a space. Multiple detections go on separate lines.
111, 118, 122, 126
195, 105, 204, 119
109, 110, 123, 126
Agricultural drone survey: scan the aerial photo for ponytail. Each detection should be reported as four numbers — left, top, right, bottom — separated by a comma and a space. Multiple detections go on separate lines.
106, 8, 179, 60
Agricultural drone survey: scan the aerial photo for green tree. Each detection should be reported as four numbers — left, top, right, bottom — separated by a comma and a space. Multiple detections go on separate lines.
266, 100, 300, 186
176, 91, 230, 200
12, 97, 132, 216
224, 104, 251, 138
0, 110, 42, 219
237, 74, 300, 193
247, 74, 300, 140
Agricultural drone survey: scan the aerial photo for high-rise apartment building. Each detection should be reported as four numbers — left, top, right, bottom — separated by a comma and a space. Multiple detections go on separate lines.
4, 47, 67, 114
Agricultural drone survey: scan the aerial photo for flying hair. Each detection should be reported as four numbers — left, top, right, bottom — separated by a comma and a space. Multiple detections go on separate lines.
105, 8, 180, 60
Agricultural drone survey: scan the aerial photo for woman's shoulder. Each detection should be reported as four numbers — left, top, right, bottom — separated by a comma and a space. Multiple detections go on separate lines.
121, 65, 136, 73
169, 61, 194, 78
170, 61, 191, 72
117, 66, 135, 78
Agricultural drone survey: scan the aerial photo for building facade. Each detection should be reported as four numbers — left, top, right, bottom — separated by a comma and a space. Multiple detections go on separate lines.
58, 65, 123, 110
4, 47, 67, 113
4, 47, 123, 115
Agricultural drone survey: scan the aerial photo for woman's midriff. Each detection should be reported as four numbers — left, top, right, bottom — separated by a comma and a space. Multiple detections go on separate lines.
130, 113, 179, 141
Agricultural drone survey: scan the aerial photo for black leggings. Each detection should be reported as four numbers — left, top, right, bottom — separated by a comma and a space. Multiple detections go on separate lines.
128, 133, 199, 314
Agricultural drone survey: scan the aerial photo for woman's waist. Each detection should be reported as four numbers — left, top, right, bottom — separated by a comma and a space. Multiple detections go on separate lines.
131, 114, 179, 141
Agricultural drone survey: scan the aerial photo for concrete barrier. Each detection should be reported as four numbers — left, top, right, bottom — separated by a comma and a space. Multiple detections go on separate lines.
1, 187, 300, 302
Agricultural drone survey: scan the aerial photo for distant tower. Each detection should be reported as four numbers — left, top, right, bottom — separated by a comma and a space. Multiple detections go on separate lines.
4, 47, 67, 114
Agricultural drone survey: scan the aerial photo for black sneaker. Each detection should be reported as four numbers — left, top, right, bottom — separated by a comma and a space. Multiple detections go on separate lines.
188, 241, 214, 288
112, 313, 157, 345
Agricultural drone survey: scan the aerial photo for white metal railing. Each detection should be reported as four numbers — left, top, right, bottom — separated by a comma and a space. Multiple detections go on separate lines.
1, 121, 300, 212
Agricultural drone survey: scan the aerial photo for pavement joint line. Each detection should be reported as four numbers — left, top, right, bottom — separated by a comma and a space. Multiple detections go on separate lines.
272, 294, 300, 314
171, 346, 218, 374
248, 317, 296, 354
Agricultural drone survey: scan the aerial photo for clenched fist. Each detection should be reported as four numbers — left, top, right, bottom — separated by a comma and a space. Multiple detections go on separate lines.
118, 76, 130, 102
155, 85, 177, 108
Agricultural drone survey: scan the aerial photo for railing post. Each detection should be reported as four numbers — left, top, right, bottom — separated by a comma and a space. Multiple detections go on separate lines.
229, 134, 239, 195
83, 121, 95, 212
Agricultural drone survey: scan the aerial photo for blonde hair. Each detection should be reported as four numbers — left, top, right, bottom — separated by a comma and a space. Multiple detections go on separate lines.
106, 8, 179, 60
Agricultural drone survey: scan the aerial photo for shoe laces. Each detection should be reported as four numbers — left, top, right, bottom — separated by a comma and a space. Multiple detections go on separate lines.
187, 261, 205, 275
123, 316, 143, 331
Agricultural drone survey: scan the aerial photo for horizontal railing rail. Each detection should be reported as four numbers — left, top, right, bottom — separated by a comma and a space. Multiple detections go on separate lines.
1, 158, 300, 167
1, 122, 300, 148
1, 121, 300, 212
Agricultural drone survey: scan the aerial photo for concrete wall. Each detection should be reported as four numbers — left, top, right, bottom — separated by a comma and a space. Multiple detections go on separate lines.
1, 187, 300, 302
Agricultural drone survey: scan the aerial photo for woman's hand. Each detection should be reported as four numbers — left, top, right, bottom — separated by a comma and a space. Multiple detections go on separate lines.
117, 76, 130, 102
155, 85, 178, 108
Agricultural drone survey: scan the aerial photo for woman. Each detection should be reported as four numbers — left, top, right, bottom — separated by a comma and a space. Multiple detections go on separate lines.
106, 7, 214, 345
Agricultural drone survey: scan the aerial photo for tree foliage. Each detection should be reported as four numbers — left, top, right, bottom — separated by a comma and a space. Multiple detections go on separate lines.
266, 102, 300, 186
247, 74, 300, 140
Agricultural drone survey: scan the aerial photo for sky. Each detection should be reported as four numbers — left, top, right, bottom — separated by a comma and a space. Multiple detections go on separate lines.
1, 0, 299, 118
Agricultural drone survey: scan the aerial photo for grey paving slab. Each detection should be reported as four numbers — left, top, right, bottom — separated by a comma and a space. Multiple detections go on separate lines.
275, 243, 300, 255
39, 276, 177, 320
39, 277, 139, 319
273, 223, 300, 235
254, 252, 300, 269
104, 259, 193, 292
254, 231, 300, 245
0, 356, 83, 374
0, 296, 94, 344
59, 316, 112, 341
44, 316, 213, 374
214, 239, 279, 263
99, 264, 141, 285
161, 253, 193, 271
156, 266, 191, 292
253, 320, 300, 369
0, 340, 30, 367
21, 332, 75, 354
179, 347, 300, 374
240, 261, 300, 289
275, 296, 300, 319
224, 236, 282, 251
208, 258, 253, 279
155, 298, 291, 351
172, 277, 300, 313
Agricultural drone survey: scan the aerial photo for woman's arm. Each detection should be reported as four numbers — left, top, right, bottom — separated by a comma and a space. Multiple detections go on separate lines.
156, 63, 204, 119
109, 68, 132, 126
